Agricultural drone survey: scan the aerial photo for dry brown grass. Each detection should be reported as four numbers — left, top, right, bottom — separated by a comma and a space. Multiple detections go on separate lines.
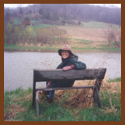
101, 77, 121, 93
38, 80, 95, 108
58, 26, 120, 42
16, 26, 121, 50
39, 81, 89, 107
38, 77, 121, 110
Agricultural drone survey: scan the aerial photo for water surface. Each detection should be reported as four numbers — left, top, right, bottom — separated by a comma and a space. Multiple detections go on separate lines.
4, 51, 121, 92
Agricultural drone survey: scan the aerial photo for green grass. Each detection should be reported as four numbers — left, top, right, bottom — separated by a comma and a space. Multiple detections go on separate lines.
30, 20, 42, 24
4, 44, 23, 50
12, 16, 54, 29
98, 47, 121, 52
70, 38, 121, 52
12, 16, 27, 26
32, 24, 54, 32
72, 46, 121, 52
4, 78, 121, 121
4, 44, 60, 52
73, 38, 90, 43
108, 77, 121, 83
13, 18, 22, 25
4, 44, 47, 50
4, 43, 121, 52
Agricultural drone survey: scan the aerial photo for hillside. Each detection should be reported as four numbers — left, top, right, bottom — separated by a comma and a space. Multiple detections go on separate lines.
4, 4, 121, 26
4, 5, 121, 52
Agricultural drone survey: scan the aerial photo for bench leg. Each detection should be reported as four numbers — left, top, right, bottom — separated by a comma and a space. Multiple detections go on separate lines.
93, 86, 103, 108
36, 91, 39, 116
32, 80, 36, 107
95, 87, 102, 108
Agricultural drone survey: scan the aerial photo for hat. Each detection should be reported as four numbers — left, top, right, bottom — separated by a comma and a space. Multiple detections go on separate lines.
58, 44, 74, 56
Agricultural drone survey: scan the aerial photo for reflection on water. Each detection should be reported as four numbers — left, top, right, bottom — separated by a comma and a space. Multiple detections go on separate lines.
4, 51, 121, 92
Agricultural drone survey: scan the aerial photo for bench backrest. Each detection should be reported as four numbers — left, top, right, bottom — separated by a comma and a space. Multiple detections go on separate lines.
32, 68, 106, 107
33, 68, 106, 82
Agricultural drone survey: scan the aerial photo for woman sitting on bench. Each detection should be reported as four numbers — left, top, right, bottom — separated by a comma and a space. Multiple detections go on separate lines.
39, 44, 87, 103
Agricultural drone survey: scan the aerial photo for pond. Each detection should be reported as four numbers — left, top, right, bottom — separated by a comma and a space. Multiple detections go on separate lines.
4, 51, 121, 92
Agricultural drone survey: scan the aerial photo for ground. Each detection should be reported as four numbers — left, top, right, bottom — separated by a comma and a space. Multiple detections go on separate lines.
58, 26, 107, 41
57, 26, 121, 50
58, 26, 120, 41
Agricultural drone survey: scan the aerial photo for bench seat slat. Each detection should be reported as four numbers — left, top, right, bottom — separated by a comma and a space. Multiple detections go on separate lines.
36, 85, 95, 91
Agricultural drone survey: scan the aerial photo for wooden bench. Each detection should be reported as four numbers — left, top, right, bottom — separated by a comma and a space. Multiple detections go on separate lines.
32, 68, 106, 116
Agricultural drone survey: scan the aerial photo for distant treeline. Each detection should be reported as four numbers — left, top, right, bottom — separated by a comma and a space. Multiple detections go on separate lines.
4, 4, 121, 26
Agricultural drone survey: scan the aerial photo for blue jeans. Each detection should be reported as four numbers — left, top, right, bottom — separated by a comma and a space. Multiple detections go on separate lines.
46, 80, 74, 99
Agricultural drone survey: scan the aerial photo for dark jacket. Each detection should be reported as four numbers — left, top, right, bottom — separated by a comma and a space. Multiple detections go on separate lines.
57, 55, 86, 69
54, 55, 86, 87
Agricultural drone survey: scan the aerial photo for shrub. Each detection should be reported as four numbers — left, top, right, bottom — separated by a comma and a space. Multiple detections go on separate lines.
36, 27, 68, 45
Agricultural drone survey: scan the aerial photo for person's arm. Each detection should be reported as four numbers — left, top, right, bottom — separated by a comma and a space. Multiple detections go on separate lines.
62, 65, 74, 70
56, 63, 62, 69
72, 61, 86, 70
63, 61, 86, 70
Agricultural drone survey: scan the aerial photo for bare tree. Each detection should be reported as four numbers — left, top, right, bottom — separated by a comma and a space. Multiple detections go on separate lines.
103, 25, 121, 48
114, 30, 121, 48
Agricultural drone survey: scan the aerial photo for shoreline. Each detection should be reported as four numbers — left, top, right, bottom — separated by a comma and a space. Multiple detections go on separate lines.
4, 44, 121, 52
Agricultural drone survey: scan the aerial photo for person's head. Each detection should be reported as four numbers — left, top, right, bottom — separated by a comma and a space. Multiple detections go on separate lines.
58, 44, 74, 59
61, 50, 70, 59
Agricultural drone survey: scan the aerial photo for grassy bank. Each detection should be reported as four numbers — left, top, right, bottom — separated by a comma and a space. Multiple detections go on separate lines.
4, 77, 121, 121
4, 42, 121, 52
